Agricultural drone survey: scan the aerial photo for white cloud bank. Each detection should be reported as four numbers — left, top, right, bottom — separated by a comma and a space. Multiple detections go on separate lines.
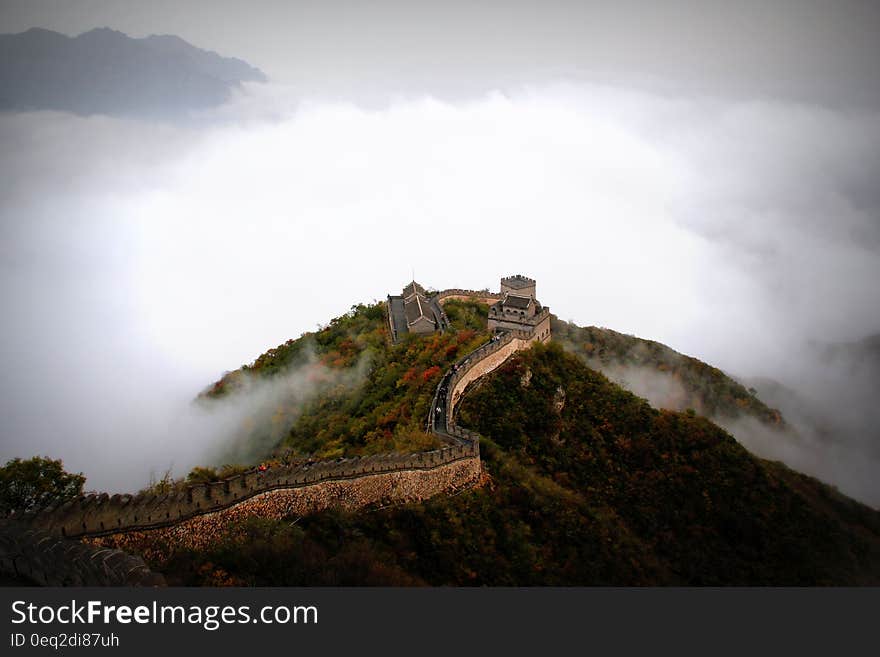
1, 82, 878, 499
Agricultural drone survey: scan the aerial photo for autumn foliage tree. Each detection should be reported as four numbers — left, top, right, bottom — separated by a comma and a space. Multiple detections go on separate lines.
0, 456, 86, 513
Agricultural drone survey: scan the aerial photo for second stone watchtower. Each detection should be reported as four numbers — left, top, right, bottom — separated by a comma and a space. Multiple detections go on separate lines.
500, 274, 536, 299
488, 274, 551, 343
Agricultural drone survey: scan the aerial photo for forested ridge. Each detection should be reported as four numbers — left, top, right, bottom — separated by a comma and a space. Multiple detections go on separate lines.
143, 303, 880, 585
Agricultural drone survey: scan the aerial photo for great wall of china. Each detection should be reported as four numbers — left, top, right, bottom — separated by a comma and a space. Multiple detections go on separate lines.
0, 284, 549, 586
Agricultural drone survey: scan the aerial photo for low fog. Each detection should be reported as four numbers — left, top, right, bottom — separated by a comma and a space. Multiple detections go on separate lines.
1, 81, 878, 503
585, 356, 880, 507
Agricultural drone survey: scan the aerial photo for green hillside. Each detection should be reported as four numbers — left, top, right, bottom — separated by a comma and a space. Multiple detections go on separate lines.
552, 318, 785, 425
157, 338, 880, 586
199, 300, 491, 467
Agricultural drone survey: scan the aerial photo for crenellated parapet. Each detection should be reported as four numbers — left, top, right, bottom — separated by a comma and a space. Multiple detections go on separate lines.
0, 523, 164, 586
435, 289, 503, 306
442, 331, 543, 431
500, 275, 537, 299
5, 444, 478, 540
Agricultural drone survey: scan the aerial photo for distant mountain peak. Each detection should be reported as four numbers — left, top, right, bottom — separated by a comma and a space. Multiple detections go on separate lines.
0, 26, 267, 119
23, 27, 61, 35
144, 33, 187, 43
81, 26, 124, 35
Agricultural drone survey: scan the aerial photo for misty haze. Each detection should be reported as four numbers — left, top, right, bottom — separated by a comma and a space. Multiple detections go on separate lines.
1, 2, 879, 513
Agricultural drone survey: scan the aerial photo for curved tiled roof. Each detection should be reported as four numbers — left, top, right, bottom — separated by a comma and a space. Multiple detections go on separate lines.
502, 294, 532, 310
402, 280, 427, 299
405, 293, 436, 325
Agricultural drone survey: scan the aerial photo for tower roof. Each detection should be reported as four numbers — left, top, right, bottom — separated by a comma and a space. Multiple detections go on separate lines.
501, 294, 532, 310
402, 280, 427, 299
404, 293, 435, 325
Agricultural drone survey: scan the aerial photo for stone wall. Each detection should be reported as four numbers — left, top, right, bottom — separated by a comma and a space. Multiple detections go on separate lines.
488, 305, 552, 335
444, 330, 544, 428
500, 275, 537, 299
0, 523, 164, 586
529, 313, 552, 344
435, 289, 502, 306
8, 444, 478, 540
87, 457, 480, 557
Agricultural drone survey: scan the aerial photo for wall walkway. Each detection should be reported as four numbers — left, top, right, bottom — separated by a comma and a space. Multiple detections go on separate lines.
1, 287, 545, 584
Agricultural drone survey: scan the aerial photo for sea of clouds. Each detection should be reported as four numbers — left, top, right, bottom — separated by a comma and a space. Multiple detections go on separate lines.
1, 81, 878, 501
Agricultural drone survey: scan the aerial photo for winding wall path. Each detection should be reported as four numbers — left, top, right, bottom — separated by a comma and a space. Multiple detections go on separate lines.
0, 289, 545, 585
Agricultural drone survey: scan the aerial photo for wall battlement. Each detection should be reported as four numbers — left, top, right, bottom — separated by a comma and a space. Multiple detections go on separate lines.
442, 329, 544, 431
5, 444, 477, 539
435, 289, 503, 305
0, 524, 164, 586
500, 274, 536, 287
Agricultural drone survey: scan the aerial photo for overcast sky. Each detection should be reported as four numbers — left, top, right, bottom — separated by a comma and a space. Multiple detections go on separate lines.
1, 2, 878, 502
3, 0, 880, 107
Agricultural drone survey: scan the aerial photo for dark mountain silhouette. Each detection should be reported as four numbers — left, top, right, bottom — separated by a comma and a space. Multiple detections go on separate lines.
0, 27, 267, 119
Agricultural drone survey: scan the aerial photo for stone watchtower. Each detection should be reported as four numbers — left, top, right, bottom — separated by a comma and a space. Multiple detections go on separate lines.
500, 274, 536, 299
488, 274, 551, 343
387, 280, 445, 342
402, 280, 437, 335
